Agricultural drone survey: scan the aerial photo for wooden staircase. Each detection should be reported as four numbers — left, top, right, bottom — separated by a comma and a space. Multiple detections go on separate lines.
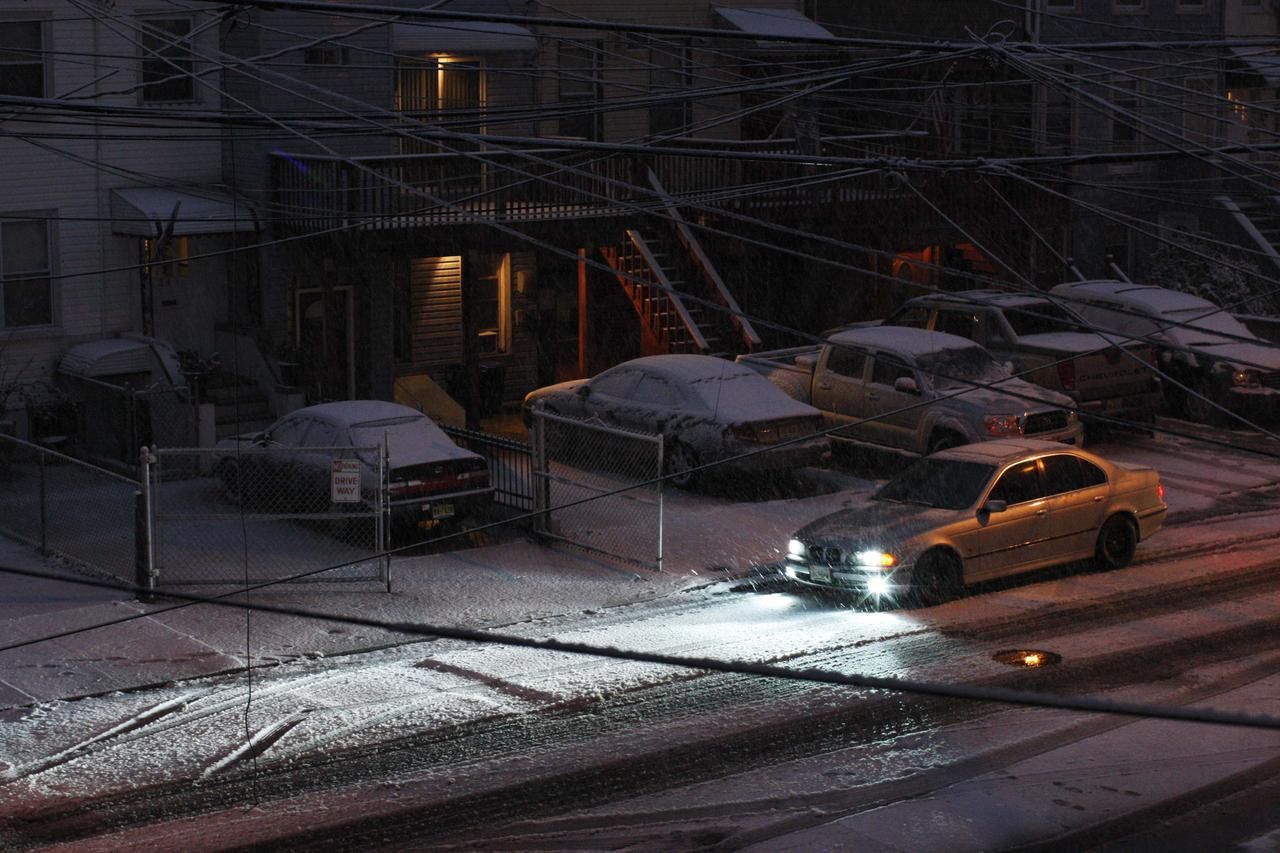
1217, 195, 1280, 278
600, 171, 762, 358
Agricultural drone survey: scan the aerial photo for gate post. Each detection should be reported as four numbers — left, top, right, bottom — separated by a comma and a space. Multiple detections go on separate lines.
532, 413, 548, 535
135, 446, 157, 602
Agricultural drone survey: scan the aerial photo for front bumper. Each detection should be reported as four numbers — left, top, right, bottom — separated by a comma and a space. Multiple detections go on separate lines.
1224, 386, 1280, 425
783, 557, 904, 598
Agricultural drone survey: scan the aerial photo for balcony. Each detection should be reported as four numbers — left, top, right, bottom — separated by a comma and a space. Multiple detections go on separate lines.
268, 144, 906, 234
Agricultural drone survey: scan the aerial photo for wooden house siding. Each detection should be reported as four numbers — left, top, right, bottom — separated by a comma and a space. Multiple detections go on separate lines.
409, 256, 464, 368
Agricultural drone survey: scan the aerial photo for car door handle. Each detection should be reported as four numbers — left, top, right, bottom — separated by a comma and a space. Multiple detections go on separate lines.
817, 381, 831, 391
866, 392, 880, 400
1093, 496, 1104, 502
1036, 509, 1047, 517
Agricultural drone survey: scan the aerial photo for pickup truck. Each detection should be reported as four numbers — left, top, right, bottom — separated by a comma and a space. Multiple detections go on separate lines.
736, 326, 1083, 456
862, 290, 1162, 426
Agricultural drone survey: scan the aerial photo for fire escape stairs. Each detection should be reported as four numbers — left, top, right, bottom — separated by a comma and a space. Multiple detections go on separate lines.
599, 171, 762, 358
1215, 195, 1280, 277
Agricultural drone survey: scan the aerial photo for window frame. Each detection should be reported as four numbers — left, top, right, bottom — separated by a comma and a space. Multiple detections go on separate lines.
557, 42, 603, 141
138, 14, 197, 104
0, 212, 57, 333
0, 17, 47, 98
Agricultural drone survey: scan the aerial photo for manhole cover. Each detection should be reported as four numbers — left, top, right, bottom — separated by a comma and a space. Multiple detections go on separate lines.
992, 649, 1061, 668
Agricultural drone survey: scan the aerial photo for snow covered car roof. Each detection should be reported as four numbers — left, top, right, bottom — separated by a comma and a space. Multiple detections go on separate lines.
826, 325, 983, 358
1052, 280, 1228, 316
601, 354, 821, 422
906, 289, 1063, 309
294, 400, 426, 429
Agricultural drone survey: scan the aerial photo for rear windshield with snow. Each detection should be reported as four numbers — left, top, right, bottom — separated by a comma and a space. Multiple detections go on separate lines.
350, 416, 434, 448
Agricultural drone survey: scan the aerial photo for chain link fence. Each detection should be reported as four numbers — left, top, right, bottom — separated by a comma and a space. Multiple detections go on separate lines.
531, 410, 664, 571
0, 432, 141, 584
69, 375, 198, 475
150, 447, 388, 587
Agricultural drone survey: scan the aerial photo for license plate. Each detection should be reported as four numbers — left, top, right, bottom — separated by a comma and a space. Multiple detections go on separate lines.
810, 563, 832, 583
430, 503, 455, 520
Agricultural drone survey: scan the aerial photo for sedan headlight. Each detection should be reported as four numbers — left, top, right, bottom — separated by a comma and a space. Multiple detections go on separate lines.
852, 549, 897, 568
983, 414, 1021, 436
1232, 370, 1261, 388
787, 538, 806, 557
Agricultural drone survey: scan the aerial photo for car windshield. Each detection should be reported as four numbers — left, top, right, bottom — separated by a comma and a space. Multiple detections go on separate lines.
916, 346, 1010, 391
1160, 307, 1254, 341
873, 457, 996, 510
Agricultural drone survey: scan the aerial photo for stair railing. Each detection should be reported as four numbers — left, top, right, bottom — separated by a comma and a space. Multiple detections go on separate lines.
646, 170, 762, 353
617, 230, 710, 353
1216, 195, 1280, 274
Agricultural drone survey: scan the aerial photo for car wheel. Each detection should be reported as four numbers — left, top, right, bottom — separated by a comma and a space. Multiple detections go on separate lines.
1094, 515, 1137, 571
910, 549, 962, 607
928, 431, 964, 455
216, 460, 243, 505
665, 441, 700, 489
1183, 378, 1222, 426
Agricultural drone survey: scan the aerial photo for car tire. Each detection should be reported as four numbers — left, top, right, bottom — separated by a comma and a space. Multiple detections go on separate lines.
910, 549, 961, 607
666, 441, 700, 490
1094, 515, 1137, 571
927, 432, 964, 455
1183, 378, 1222, 427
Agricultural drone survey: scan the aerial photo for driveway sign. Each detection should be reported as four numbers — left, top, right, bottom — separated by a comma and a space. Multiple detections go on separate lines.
331, 458, 361, 503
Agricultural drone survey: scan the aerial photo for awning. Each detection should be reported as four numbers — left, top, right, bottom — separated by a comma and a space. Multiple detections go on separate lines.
712, 6, 836, 48
110, 188, 258, 237
1228, 45, 1280, 86
392, 21, 537, 55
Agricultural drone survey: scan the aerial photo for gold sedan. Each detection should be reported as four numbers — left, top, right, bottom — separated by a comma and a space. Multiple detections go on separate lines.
785, 438, 1167, 607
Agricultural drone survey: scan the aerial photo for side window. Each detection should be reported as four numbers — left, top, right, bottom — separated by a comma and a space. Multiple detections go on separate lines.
302, 420, 342, 447
1041, 454, 1086, 496
870, 353, 914, 388
590, 370, 640, 398
887, 306, 930, 329
269, 417, 310, 447
632, 374, 683, 407
1080, 458, 1107, 487
935, 310, 979, 341
825, 346, 866, 380
988, 461, 1045, 505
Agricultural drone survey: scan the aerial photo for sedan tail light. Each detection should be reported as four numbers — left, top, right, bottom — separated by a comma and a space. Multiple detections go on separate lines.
390, 459, 489, 498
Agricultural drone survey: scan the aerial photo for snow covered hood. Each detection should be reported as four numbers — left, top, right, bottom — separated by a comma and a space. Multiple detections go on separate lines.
795, 499, 955, 548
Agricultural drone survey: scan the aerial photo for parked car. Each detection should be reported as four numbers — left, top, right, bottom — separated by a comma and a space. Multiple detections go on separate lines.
871, 289, 1163, 427
215, 401, 492, 535
521, 354, 831, 488
736, 326, 1083, 457
1050, 280, 1280, 425
783, 438, 1167, 607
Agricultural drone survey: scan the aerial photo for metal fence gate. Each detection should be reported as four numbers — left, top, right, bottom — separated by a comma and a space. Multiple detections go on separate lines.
149, 446, 389, 587
531, 411, 664, 571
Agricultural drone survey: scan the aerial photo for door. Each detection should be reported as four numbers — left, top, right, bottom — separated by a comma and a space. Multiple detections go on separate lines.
810, 346, 868, 442
851, 351, 926, 451
1039, 453, 1110, 563
296, 287, 354, 402
970, 459, 1053, 580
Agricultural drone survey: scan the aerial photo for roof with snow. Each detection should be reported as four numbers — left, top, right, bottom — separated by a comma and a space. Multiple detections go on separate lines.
825, 325, 982, 358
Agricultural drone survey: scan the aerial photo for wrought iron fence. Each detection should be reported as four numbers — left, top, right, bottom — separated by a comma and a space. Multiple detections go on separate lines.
149, 447, 389, 587
531, 411, 664, 572
439, 423, 534, 512
0, 432, 141, 586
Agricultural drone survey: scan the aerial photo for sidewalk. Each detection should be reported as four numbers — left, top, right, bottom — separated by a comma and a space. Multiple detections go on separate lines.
0, 466, 863, 710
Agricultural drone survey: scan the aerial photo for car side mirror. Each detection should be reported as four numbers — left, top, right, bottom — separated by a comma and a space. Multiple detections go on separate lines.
254, 431, 268, 445
576, 385, 591, 398
893, 376, 919, 395
982, 499, 1007, 515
